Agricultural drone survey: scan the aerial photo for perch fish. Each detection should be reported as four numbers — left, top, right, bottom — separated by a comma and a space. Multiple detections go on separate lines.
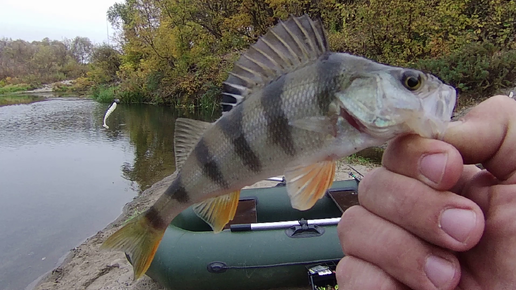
102, 15, 456, 279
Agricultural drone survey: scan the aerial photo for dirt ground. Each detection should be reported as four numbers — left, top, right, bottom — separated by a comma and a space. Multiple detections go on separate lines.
33, 163, 372, 290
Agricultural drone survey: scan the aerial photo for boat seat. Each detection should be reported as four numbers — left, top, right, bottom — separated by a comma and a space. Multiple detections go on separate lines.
327, 190, 359, 213
224, 198, 257, 230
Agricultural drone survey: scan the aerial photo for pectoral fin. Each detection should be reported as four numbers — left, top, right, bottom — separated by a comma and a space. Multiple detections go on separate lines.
193, 191, 240, 233
285, 161, 336, 210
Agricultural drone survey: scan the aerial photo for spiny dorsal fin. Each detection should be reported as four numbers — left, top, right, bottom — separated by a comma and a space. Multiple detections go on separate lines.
193, 191, 240, 233
221, 15, 328, 113
174, 118, 212, 170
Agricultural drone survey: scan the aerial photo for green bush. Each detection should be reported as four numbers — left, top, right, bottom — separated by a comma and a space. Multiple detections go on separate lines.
90, 85, 117, 103
413, 43, 516, 97
118, 89, 145, 103
0, 83, 35, 95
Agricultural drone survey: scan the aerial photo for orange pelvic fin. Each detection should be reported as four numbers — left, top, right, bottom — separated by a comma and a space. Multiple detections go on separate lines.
193, 190, 241, 233
285, 160, 336, 210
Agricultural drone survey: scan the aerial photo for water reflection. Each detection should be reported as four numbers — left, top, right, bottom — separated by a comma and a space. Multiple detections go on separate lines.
117, 105, 178, 192
0, 98, 210, 290
114, 104, 216, 192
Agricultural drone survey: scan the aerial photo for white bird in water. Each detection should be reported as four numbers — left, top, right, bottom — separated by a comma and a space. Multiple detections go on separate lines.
103, 99, 120, 129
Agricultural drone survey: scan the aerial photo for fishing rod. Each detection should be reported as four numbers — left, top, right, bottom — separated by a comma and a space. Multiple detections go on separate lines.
347, 164, 364, 182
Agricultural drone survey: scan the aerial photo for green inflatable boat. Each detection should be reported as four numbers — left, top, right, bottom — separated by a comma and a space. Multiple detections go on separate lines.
145, 179, 359, 290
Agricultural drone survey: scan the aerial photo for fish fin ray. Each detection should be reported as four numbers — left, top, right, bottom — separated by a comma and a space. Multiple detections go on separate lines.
193, 191, 240, 233
285, 161, 336, 210
101, 214, 164, 280
221, 15, 328, 113
174, 118, 212, 170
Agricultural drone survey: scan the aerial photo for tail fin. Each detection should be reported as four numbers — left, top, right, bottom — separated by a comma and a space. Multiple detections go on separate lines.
101, 215, 165, 280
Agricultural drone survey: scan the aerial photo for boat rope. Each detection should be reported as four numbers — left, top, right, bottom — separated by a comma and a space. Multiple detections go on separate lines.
207, 258, 342, 273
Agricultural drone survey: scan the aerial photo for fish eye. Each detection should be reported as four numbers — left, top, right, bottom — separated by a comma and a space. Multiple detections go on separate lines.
402, 71, 422, 91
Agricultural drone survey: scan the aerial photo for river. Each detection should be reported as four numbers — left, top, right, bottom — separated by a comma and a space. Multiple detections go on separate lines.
0, 96, 207, 290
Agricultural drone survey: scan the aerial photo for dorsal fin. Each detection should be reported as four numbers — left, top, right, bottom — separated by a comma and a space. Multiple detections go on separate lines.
221, 15, 328, 113
174, 118, 212, 170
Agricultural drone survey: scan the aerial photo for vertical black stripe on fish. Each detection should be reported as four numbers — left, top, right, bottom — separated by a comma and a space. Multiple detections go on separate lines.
316, 87, 334, 114
316, 58, 338, 114
261, 76, 296, 156
164, 176, 190, 203
145, 206, 168, 229
218, 106, 262, 172
194, 138, 229, 188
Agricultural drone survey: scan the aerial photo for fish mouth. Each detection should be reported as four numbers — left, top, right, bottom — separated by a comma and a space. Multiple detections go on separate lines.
417, 82, 457, 139
339, 103, 397, 139
340, 106, 365, 133
339, 104, 397, 139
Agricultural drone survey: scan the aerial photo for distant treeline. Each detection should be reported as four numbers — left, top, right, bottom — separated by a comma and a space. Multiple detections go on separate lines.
2, 0, 516, 110
0, 37, 93, 85
0, 37, 120, 94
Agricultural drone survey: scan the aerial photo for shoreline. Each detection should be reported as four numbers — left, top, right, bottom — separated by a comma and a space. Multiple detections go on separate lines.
33, 164, 371, 290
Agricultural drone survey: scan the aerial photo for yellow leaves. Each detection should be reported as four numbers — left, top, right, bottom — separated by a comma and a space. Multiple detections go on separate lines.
334, 0, 515, 64
108, 0, 516, 107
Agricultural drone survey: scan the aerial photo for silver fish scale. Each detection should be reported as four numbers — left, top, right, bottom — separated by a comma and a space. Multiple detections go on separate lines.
181, 66, 347, 202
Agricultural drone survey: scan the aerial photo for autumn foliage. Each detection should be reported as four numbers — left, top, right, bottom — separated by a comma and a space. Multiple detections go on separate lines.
101, 0, 515, 109
2, 0, 516, 109
0, 37, 94, 86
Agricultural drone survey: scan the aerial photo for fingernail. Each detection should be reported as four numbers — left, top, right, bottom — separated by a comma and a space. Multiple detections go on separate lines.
425, 255, 455, 288
419, 153, 447, 185
440, 208, 477, 243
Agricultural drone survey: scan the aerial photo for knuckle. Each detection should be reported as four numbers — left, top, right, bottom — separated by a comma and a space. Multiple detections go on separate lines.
392, 182, 421, 219
358, 167, 383, 199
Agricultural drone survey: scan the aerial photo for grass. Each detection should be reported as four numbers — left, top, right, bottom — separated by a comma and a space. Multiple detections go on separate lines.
315, 286, 338, 290
52, 81, 91, 95
344, 154, 376, 166
0, 83, 35, 95
52, 83, 75, 93
0, 95, 45, 106
343, 147, 384, 167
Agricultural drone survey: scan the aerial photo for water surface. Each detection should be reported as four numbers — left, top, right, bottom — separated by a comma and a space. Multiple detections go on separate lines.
0, 97, 182, 290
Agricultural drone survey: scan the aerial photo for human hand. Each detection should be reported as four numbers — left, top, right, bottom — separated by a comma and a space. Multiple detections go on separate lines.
336, 95, 516, 290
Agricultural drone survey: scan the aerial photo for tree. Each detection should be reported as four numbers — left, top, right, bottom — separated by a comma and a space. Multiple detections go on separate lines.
0, 37, 89, 84
70, 37, 93, 64
88, 45, 122, 83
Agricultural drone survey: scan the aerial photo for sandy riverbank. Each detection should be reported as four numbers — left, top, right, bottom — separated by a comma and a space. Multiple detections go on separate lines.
33, 163, 372, 290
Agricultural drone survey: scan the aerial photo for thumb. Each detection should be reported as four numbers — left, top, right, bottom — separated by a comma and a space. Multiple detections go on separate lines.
444, 95, 516, 181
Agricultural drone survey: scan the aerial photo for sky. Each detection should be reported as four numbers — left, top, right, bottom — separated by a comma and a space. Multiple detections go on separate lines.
0, 0, 121, 44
